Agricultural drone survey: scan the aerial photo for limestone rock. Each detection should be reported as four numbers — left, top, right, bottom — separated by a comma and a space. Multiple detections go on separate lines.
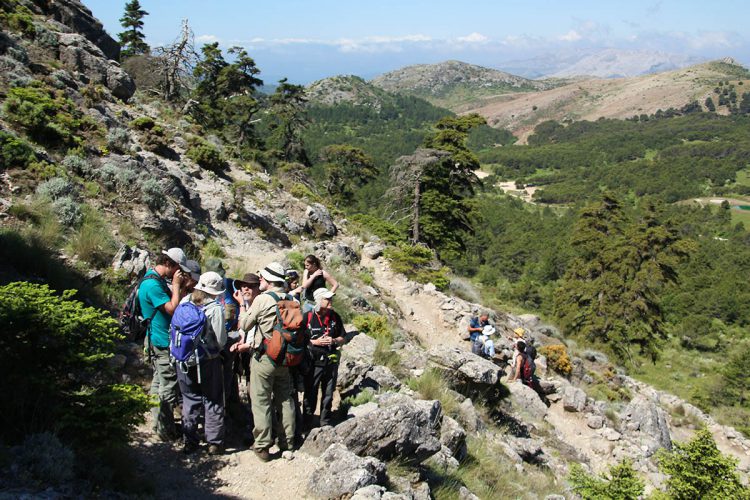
621, 395, 672, 455
307, 444, 386, 499
112, 245, 150, 276
425, 445, 460, 473
507, 382, 548, 421
459, 486, 481, 500
332, 242, 359, 264
440, 416, 467, 461
44, 0, 121, 60
587, 415, 604, 429
58, 33, 134, 100
427, 346, 503, 400
305, 203, 337, 238
562, 386, 587, 413
301, 395, 442, 464
456, 398, 484, 433
362, 241, 386, 260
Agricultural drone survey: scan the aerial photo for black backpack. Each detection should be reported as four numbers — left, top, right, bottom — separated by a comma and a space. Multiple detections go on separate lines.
119, 274, 162, 342
525, 343, 537, 361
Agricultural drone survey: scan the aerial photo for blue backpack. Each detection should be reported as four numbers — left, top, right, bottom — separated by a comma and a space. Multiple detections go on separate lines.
170, 302, 208, 379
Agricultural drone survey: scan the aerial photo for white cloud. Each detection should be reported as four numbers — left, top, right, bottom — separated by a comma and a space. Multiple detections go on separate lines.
196, 34, 219, 43
456, 32, 489, 43
559, 30, 582, 42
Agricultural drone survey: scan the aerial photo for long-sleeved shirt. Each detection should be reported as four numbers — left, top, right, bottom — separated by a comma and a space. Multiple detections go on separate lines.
238, 285, 286, 341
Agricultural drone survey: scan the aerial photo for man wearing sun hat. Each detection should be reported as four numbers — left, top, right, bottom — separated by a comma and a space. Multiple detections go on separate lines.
234, 262, 296, 461
139, 247, 191, 442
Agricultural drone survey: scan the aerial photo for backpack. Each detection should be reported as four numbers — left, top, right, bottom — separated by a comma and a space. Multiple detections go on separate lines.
525, 343, 537, 361
520, 353, 535, 383
263, 292, 307, 367
169, 302, 209, 377
119, 274, 163, 342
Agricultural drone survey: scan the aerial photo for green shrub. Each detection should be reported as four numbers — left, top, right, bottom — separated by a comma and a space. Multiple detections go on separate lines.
36, 176, 76, 200
284, 251, 306, 273
353, 313, 400, 369
106, 127, 131, 153
138, 178, 164, 210
0, 129, 35, 169
201, 238, 227, 260
656, 429, 750, 499
3, 82, 93, 146
568, 460, 645, 500
52, 196, 82, 227
385, 243, 450, 290
129, 116, 156, 130
350, 213, 405, 245
0, 3, 36, 37
0, 282, 150, 449
186, 138, 225, 172
61, 154, 92, 177
67, 206, 116, 266
289, 183, 318, 201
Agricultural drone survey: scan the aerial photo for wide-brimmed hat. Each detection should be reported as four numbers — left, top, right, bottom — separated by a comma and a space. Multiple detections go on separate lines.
162, 248, 191, 272
513, 327, 526, 338
236, 273, 260, 287
313, 288, 335, 303
482, 325, 496, 336
195, 271, 225, 295
185, 260, 201, 282
259, 262, 287, 284
203, 257, 226, 278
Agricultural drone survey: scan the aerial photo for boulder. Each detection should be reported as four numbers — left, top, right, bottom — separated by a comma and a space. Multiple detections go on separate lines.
562, 386, 587, 413
337, 359, 401, 400
307, 444, 386, 499
507, 382, 548, 421
456, 398, 484, 433
506, 436, 546, 465
621, 395, 672, 455
362, 241, 386, 260
425, 445, 460, 473
587, 415, 604, 429
112, 245, 150, 276
440, 416, 467, 461
350, 485, 411, 500
43, 0, 121, 60
459, 486, 481, 500
57, 33, 134, 100
332, 242, 359, 264
301, 395, 442, 464
305, 203, 337, 238
343, 332, 378, 361
427, 346, 503, 400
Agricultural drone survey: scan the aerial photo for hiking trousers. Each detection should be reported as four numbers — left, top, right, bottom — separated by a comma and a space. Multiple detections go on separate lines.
149, 346, 179, 438
303, 361, 339, 427
177, 357, 225, 446
250, 354, 295, 450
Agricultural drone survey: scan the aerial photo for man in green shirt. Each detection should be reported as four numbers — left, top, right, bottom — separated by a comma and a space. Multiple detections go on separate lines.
139, 248, 189, 441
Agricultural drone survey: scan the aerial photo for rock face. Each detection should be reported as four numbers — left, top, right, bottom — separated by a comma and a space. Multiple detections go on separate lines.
506, 382, 548, 421
307, 444, 386, 499
621, 395, 672, 455
562, 386, 587, 413
427, 346, 503, 399
57, 33, 135, 101
305, 203, 337, 238
301, 394, 442, 464
41, 0, 121, 60
440, 416, 467, 461
362, 241, 385, 260
112, 245, 150, 276
337, 358, 401, 399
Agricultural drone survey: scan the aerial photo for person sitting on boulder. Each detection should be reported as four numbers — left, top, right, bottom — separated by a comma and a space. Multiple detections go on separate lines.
467, 312, 491, 342
508, 340, 548, 404
472, 324, 496, 359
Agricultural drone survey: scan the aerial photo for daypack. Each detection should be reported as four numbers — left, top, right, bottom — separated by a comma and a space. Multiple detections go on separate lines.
520, 353, 535, 383
525, 343, 537, 361
169, 302, 209, 378
263, 292, 307, 367
119, 274, 163, 342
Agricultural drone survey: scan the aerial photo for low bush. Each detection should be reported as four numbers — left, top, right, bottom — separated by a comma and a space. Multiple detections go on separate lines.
129, 116, 156, 130
407, 368, 460, 417
36, 176, 76, 200
11, 433, 75, 487
61, 154, 93, 177
106, 127, 131, 153
0, 129, 35, 169
138, 178, 164, 210
67, 207, 116, 266
385, 243, 450, 290
0, 282, 150, 450
201, 238, 227, 260
350, 213, 405, 245
186, 137, 226, 172
52, 196, 82, 227
353, 313, 400, 369
568, 460, 644, 500
539, 344, 573, 376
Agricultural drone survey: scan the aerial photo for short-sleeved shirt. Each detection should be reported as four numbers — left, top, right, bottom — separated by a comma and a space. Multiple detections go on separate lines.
469, 317, 489, 342
139, 269, 172, 348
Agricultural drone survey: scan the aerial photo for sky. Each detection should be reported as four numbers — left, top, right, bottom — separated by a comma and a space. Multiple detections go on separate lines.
85, 0, 750, 84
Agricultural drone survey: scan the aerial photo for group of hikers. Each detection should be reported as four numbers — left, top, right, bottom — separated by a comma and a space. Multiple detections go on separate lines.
467, 312, 546, 401
129, 246, 546, 461
132, 248, 343, 461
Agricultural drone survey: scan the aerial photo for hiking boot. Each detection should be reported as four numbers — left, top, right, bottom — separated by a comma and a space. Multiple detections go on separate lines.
254, 447, 271, 462
208, 444, 224, 456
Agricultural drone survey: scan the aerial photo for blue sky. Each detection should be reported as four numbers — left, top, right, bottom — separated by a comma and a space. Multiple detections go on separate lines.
85, 0, 750, 84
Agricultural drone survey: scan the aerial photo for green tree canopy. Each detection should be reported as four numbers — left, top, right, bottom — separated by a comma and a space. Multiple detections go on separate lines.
118, 0, 150, 59
267, 78, 310, 165
320, 144, 377, 204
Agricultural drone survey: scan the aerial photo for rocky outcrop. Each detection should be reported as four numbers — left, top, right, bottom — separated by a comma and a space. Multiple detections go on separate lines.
41, 0, 121, 60
112, 245, 150, 276
440, 416, 467, 461
562, 386, 587, 413
337, 358, 401, 399
307, 444, 386, 499
362, 241, 385, 260
57, 33, 135, 101
621, 395, 672, 455
301, 394, 442, 464
427, 346, 503, 400
305, 203, 337, 238
506, 382, 548, 422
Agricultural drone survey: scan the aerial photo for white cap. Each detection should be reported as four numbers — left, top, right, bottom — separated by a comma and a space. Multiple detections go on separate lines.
162, 248, 191, 272
194, 271, 225, 295
313, 288, 335, 303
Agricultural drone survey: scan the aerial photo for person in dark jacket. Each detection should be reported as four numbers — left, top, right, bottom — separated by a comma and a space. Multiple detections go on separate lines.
302, 288, 346, 429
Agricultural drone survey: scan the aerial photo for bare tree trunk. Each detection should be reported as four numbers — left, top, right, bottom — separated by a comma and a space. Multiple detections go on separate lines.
412, 180, 420, 244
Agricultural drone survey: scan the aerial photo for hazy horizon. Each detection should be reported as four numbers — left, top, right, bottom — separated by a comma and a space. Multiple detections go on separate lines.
86, 0, 750, 84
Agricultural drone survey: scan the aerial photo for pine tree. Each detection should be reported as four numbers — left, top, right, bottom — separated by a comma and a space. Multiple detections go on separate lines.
118, 0, 150, 59
320, 145, 377, 204
267, 78, 310, 164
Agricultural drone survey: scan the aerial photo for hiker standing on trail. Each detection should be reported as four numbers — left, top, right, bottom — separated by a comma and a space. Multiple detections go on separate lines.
302, 288, 346, 430
174, 272, 227, 455
299, 255, 338, 313
139, 247, 190, 442
467, 312, 491, 342
233, 262, 296, 462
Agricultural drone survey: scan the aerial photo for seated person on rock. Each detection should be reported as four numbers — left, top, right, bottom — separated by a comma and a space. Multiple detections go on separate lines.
467, 312, 491, 342
472, 324, 496, 359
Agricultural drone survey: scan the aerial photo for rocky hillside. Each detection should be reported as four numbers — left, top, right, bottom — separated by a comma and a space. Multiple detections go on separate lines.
548, 49, 702, 79
305, 75, 396, 109
465, 59, 750, 143
370, 60, 557, 109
